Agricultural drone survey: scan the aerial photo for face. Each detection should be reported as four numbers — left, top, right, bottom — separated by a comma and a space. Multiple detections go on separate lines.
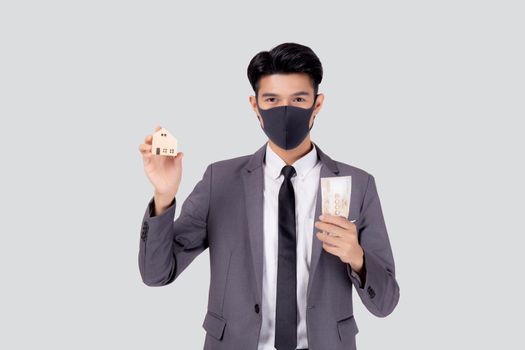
249, 73, 324, 129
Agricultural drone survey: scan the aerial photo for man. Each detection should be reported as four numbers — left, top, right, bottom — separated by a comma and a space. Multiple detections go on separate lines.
137, 42, 400, 350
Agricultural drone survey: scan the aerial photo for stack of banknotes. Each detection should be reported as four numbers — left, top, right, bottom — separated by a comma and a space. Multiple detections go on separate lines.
320, 176, 352, 235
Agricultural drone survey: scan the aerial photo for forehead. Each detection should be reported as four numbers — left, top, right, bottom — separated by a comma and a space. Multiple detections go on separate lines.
257, 73, 314, 95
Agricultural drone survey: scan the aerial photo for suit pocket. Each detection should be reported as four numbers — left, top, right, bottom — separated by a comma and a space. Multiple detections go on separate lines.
337, 314, 359, 343
202, 310, 227, 341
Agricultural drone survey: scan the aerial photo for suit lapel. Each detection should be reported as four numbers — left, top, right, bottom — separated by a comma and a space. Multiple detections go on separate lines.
241, 141, 340, 304
241, 143, 267, 303
307, 143, 340, 301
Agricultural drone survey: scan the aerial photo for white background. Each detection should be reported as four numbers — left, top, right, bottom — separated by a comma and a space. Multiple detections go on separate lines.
1, 1, 523, 349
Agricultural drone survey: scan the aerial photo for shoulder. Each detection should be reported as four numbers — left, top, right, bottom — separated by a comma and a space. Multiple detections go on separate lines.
334, 159, 371, 177
333, 158, 373, 180
212, 153, 252, 168
330, 158, 377, 196
206, 153, 253, 177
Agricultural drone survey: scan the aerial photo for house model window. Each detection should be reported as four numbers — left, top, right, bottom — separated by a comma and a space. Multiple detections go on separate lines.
151, 127, 178, 157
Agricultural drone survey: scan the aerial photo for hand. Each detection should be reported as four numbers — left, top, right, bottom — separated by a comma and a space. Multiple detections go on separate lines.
315, 214, 364, 274
138, 124, 184, 210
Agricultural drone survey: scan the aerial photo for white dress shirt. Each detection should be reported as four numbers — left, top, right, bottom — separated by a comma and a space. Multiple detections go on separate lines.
257, 142, 321, 350
257, 142, 362, 350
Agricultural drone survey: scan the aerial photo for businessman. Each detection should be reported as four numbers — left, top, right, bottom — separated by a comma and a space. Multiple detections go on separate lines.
137, 42, 400, 350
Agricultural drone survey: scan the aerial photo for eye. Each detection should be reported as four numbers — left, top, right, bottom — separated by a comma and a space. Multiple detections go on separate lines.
265, 97, 276, 102
294, 97, 306, 102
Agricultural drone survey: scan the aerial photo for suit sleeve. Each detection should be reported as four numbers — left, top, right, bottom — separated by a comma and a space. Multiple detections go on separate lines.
346, 264, 363, 288
346, 174, 400, 317
138, 163, 212, 286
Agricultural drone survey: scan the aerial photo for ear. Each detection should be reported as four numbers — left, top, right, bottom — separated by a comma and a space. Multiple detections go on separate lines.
249, 95, 264, 127
313, 93, 325, 115
249, 95, 257, 110
309, 93, 324, 128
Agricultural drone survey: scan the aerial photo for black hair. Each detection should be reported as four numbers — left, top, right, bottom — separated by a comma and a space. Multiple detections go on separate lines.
247, 42, 323, 97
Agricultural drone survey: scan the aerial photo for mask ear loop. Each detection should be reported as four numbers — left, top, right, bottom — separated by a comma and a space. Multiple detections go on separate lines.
311, 93, 319, 109
309, 93, 320, 130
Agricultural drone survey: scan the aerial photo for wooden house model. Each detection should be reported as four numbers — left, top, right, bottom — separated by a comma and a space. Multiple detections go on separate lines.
151, 127, 178, 156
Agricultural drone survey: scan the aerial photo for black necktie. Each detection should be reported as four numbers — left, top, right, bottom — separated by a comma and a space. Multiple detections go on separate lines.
275, 165, 297, 350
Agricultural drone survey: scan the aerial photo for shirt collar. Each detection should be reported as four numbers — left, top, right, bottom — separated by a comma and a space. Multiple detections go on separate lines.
264, 142, 319, 180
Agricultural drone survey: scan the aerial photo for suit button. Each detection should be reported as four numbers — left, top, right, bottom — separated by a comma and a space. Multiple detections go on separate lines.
141, 222, 149, 241
254, 303, 260, 314
367, 285, 376, 299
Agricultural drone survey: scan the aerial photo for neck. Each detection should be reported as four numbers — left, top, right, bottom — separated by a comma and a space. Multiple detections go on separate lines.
269, 137, 313, 166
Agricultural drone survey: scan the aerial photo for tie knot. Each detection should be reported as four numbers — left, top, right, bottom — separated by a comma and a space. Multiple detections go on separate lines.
281, 165, 296, 180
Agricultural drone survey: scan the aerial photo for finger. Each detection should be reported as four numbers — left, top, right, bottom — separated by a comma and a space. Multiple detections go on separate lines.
175, 151, 184, 160
321, 242, 343, 256
144, 134, 153, 145
154, 124, 162, 131
138, 143, 152, 154
172, 151, 184, 164
140, 149, 153, 164
315, 231, 344, 247
139, 143, 151, 153
319, 213, 353, 230
143, 152, 153, 162
315, 221, 346, 237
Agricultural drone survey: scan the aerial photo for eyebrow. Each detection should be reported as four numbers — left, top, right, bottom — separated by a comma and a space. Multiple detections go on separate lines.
261, 91, 311, 97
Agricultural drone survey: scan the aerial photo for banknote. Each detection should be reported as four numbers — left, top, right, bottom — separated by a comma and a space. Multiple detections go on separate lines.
321, 176, 352, 236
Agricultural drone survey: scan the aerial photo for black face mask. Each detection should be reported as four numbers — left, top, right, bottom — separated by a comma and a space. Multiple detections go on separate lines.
256, 94, 318, 150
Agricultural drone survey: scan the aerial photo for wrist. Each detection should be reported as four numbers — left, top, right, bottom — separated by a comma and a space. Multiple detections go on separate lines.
350, 247, 365, 273
153, 192, 175, 214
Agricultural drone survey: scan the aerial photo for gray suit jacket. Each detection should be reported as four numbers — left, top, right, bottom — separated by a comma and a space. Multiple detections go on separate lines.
138, 141, 400, 350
